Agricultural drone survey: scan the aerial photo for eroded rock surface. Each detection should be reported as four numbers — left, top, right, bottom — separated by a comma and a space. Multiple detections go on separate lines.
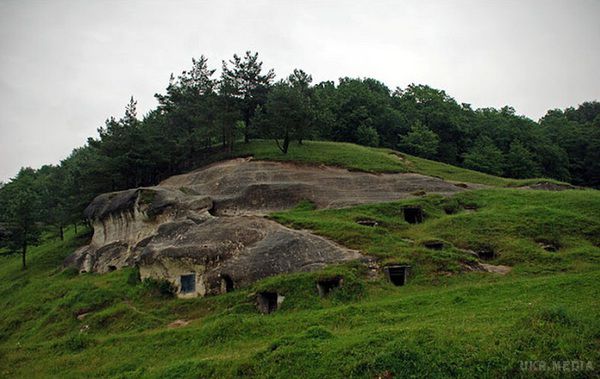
66, 158, 472, 297
160, 158, 467, 215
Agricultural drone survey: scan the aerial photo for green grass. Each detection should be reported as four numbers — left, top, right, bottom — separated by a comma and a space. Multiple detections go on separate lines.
1, 188, 599, 377
403, 153, 569, 187
216, 140, 571, 188
229, 140, 408, 173
271, 188, 600, 279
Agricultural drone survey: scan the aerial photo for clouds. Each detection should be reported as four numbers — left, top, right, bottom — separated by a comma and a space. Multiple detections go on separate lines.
1, 0, 599, 181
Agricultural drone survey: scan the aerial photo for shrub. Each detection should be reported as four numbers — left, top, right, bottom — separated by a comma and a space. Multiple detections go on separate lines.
126, 267, 141, 285
142, 278, 175, 298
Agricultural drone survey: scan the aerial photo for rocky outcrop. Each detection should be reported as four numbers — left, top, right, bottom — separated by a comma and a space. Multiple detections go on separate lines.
65, 158, 472, 297
64, 187, 213, 274
160, 158, 467, 215
137, 216, 361, 297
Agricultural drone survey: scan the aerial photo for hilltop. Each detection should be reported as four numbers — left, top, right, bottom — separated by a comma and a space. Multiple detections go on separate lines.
0, 141, 598, 378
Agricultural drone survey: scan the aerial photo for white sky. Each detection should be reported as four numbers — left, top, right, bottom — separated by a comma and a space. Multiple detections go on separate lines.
1, 0, 599, 182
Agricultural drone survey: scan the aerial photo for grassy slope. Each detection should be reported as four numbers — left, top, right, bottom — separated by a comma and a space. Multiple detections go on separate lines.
0, 141, 598, 378
272, 189, 600, 277
224, 140, 568, 187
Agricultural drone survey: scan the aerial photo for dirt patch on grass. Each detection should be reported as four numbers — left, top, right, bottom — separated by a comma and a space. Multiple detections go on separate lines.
167, 319, 190, 328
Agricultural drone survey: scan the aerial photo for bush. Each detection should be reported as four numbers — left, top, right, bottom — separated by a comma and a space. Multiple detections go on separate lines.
538, 307, 576, 326
126, 267, 141, 285
142, 278, 175, 298
442, 198, 460, 215
61, 267, 80, 278
59, 334, 91, 352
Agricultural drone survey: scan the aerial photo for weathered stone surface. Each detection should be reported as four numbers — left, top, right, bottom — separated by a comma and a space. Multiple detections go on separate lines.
160, 158, 468, 215
66, 187, 213, 274
138, 216, 361, 297
65, 158, 473, 297
519, 182, 578, 191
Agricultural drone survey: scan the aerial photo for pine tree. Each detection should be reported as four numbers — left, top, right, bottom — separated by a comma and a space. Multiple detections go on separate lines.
0, 168, 42, 269
221, 51, 275, 143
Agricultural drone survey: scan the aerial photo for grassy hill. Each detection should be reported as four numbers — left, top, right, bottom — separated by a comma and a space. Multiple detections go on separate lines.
223, 140, 569, 187
0, 141, 598, 378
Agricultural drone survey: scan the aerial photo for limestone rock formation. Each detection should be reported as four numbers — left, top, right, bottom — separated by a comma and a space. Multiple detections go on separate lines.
66, 158, 471, 297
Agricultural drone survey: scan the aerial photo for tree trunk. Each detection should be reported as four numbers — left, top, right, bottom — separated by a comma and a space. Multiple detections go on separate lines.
59, 225, 64, 241
21, 242, 27, 270
282, 132, 290, 154
244, 116, 250, 143
74, 223, 78, 235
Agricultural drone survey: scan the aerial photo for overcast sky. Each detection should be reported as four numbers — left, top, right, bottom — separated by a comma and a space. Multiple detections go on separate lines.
1, 0, 599, 182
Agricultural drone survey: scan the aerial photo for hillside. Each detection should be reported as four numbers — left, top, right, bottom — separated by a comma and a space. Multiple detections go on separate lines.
0, 141, 598, 378
222, 140, 572, 188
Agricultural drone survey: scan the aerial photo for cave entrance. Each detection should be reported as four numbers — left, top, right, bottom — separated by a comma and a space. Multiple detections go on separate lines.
384, 265, 411, 286
476, 247, 495, 260
180, 273, 196, 294
357, 219, 378, 227
208, 203, 218, 216
317, 277, 342, 297
257, 292, 281, 314
423, 241, 444, 250
403, 206, 423, 224
536, 239, 560, 252
220, 274, 234, 293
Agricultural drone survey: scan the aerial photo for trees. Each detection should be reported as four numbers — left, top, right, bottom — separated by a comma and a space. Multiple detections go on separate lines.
399, 121, 440, 159
312, 81, 337, 139
217, 72, 242, 153
156, 56, 219, 170
503, 140, 540, 179
539, 105, 599, 186
288, 69, 314, 144
0, 168, 42, 269
532, 143, 570, 182
583, 125, 600, 188
37, 165, 70, 240
463, 136, 505, 176
330, 78, 391, 146
254, 78, 314, 154
221, 51, 275, 143
355, 124, 379, 147
393, 84, 465, 164
90, 98, 145, 190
